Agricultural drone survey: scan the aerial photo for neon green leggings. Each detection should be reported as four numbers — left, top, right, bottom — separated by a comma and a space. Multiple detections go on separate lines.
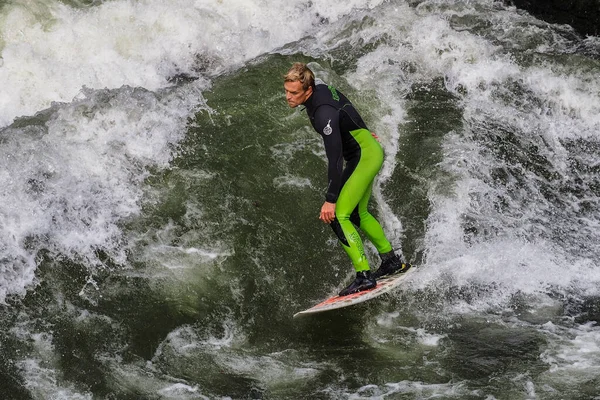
333, 129, 393, 272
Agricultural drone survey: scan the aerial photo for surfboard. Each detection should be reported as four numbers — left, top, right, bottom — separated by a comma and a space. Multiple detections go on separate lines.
293, 266, 414, 318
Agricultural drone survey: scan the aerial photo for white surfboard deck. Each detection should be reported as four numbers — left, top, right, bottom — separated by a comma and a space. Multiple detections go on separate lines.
293, 267, 414, 318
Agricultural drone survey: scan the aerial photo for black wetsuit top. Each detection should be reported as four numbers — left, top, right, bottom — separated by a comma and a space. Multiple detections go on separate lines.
303, 84, 369, 203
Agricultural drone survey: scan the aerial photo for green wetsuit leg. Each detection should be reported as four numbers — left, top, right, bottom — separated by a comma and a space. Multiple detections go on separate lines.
335, 129, 393, 272
354, 178, 394, 254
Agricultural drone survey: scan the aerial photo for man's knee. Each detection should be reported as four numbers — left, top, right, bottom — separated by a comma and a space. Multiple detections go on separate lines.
330, 218, 350, 246
350, 208, 361, 226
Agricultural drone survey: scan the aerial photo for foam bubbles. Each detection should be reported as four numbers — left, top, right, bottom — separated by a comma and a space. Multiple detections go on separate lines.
343, 380, 475, 399
346, 0, 600, 303
157, 384, 209, 400
539, 321, 600, 393
0, 0, 375, 127
15, 332, 94, 400
0, 82, 206, 303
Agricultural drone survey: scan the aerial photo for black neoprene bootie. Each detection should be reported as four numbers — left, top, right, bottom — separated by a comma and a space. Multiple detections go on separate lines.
339, 270, 377, 296
373, 254, 410, 279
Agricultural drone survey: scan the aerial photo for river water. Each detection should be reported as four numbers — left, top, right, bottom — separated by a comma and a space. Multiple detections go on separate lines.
1, 0, 600, 399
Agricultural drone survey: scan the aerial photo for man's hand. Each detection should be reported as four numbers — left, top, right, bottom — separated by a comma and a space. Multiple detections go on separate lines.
319, 201, 336, 224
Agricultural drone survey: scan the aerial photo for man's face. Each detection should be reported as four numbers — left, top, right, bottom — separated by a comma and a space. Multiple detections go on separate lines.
284, 81, 313, 108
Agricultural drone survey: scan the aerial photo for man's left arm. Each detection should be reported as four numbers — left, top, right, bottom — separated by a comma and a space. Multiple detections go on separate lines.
314, 106, 343, 223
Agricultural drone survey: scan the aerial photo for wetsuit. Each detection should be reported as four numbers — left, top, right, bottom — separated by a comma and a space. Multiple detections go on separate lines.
303, 84, 393, 272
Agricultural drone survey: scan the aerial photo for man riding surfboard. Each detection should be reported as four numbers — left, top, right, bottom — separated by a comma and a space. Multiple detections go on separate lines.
283, 62, 410, 296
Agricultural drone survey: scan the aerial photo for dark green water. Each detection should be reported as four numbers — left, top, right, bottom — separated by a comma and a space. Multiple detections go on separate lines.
1, 1, 600, 399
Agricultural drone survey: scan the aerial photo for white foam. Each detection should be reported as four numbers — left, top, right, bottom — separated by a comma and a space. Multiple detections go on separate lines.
539, 321, 600, 392
342, 380, 475, 399
273, 175, 313, 189
0, 0, 387, 127
157, 383, 209, 399
330, 1, 600, 303
93, 352, 215, 399
156, 319, 243, 357
153, 323, 323, 390
373, 313, 446, 348
15, 332, 94, 400
133, 217, 234, 278
0, 83, 205, 303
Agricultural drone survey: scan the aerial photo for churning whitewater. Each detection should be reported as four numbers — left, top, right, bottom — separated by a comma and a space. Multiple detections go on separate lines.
1, 0, 600, 398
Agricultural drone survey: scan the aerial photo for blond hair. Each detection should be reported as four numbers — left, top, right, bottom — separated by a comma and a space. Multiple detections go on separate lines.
284, 62, 315, 91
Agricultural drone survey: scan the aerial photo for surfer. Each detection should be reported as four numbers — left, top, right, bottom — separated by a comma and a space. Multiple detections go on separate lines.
283, 62, 410, 296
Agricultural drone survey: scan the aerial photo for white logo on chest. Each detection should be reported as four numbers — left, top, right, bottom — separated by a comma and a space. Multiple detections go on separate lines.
323, 119, 332, 135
